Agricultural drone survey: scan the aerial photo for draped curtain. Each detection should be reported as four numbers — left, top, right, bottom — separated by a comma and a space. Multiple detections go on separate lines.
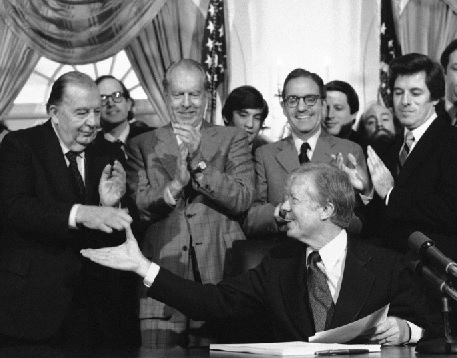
0, 0, 168, 120
125, 0, 207, 126
396, 0, 457, 62
0, 15, 40, 120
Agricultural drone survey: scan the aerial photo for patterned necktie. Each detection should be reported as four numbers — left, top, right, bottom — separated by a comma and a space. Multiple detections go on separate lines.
299, 142, 311, 164
398, 131, 414, 168
66, 151, 86, 201
307, 251, 335, 332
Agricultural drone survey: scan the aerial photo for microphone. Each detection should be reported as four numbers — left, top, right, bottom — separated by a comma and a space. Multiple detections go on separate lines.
408, 232, 457, 278
409, 260, 457, 302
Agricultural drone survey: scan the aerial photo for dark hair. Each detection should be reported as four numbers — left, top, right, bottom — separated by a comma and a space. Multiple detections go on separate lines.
389, 53, 445, 101
289, 163, 355, 228
440, 39, 457, 73
282, 68, 326, 100
46, 71, 97, 113
163, 59, 209, 93
95, 75, 135, 121
325, 80, 359, 114
222, 85, 269, 126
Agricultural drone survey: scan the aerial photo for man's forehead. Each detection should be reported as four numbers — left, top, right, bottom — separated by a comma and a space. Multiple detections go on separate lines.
97, 78, 122, 93
394, 71, 427, 88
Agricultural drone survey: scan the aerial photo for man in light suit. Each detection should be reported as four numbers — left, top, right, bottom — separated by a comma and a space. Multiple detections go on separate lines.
246, 68, 370, 240
0, 71, 140, 348
82, 163, 439, 345
126, 59, 254, 347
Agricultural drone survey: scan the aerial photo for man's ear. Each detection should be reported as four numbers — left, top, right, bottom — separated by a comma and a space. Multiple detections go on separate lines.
49, 105, 59, 125
320, 201, 335, 221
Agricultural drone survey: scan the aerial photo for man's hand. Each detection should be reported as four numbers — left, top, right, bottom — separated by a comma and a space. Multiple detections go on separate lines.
99, 160, 126, 206
173, 123, 202, 155
362, 317, 411, 346
76, 205, 132, 233
367, 146, 394, 199
80, 226, 150, 277
168, 143, 191, 198
335, 153, 372, 195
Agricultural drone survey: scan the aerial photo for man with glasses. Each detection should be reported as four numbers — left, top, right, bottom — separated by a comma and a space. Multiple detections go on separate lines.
245, 68, 370, 240
95, 75, 154, 156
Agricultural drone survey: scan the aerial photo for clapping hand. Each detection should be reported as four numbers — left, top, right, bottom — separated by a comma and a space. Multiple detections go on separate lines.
99, 160, 126, 206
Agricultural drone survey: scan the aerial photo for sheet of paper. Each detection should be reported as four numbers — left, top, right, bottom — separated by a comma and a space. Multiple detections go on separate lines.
210, 341, 380, 356
309, 303, 390, 343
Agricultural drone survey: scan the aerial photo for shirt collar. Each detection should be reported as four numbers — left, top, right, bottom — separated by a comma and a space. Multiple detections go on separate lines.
307, 229, 348, 271
104, 123, 130, 144
51, 120, 84, 158
405, 112, 436, 144
292, 126, 321, 158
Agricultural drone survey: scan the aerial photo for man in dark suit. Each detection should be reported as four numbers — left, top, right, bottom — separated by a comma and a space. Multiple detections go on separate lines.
82, 163, 438, 345
126, 59, 254, 347
246, 69, 370, 240
367, 53, 457, 257
95, 75, 155, 152
0, 71, 140, 348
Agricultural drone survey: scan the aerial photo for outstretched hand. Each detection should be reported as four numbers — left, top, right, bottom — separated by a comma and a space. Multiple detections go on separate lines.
99, 160, 126, 206
80, 226, 150, 276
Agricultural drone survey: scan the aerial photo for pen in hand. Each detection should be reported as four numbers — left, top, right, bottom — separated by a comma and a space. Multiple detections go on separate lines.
315, 349, 369, 356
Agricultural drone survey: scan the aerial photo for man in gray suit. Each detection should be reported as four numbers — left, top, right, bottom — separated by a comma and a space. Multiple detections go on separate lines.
126, 59, 254, 347
245, 68, 370, 240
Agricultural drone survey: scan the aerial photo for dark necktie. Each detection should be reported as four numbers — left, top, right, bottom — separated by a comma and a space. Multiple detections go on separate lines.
299, 142, 311, 164
66, 151, 86, 201
398, 131, 414, 170
307, 251, 335, 332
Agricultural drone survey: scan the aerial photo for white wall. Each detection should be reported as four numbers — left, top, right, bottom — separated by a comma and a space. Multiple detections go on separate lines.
226, 0, 380, 140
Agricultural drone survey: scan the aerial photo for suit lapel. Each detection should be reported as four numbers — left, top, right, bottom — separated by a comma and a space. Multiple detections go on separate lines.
396, 118, 442, 186
280, 251, 315, 338
40, 121, 80, 203
154, 124, 180, 179
199, 121, 220, 163
312, 131, 339, 165
330, 239, 375, 329
275, 137, 300, 173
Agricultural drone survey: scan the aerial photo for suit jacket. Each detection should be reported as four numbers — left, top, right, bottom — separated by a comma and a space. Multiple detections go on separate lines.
126, 121, 254, 319
368, 115, 457, 257
149, 238, 438, 342
246, 130, 366, 239
0, 120, 140, 346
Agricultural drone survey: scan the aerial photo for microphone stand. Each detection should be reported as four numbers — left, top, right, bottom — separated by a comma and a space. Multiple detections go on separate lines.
416, 291, 457, 354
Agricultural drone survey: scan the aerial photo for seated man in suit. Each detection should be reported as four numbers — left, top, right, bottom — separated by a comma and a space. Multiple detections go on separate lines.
96, 75, 154, 153
82, 163, 439, 345
222, 85, 270, 154
245, 68, 370, 240
126, 59, 254, 347
0, 71, 140, 348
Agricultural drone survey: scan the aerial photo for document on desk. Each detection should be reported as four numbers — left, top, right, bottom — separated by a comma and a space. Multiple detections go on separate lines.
210, 341, 380, 356
309, 304, 390, 343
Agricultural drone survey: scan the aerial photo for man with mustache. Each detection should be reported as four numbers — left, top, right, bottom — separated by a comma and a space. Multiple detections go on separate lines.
0, 71, 140, 348
358, 102, 401, 155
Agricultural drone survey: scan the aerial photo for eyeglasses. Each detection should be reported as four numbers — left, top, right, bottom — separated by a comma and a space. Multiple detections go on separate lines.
100, 91, 125, 106
284, 95, 321, 108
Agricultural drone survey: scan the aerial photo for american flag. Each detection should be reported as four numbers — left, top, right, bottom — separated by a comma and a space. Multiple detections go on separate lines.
202, 0, 226, 123
379, 0, 401, 108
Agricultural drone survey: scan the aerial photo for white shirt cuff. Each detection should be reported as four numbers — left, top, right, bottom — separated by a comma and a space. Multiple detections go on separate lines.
143, 262, 161, 287
69, 204, 80, 229
164, 186, 177, 206
407, 321, 423, 344
385, 187, 394, 205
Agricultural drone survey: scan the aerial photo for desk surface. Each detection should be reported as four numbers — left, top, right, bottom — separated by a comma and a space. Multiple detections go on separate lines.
0, 346, 454, 358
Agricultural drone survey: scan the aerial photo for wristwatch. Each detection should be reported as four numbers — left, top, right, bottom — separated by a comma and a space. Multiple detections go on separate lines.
192, 161, 207, 174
